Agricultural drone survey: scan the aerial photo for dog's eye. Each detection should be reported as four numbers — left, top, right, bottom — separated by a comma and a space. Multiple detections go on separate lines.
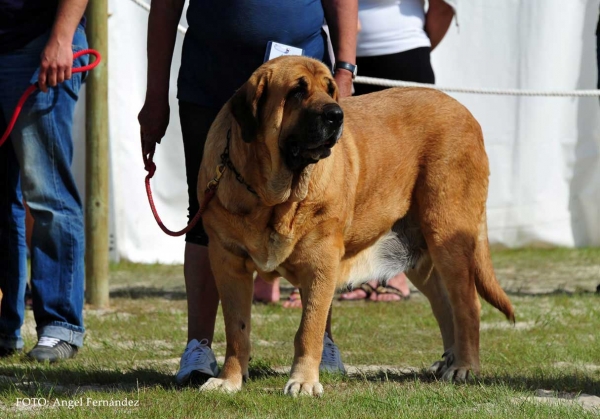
288, 86, 307, 101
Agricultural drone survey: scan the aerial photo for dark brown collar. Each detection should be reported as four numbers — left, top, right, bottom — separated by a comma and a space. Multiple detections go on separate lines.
220, 128, 258, 196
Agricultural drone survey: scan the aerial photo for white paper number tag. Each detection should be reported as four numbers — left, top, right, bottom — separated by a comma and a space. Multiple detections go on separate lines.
264, 41, 304, 62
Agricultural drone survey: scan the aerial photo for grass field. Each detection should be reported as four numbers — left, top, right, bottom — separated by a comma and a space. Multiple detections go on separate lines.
0, 248, 599, 418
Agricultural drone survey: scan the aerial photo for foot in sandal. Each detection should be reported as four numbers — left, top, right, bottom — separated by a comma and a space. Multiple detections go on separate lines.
339, 273, 410, 302
338, 281, 378, 301
282, 288, 302, 308
372, 273, 410, 302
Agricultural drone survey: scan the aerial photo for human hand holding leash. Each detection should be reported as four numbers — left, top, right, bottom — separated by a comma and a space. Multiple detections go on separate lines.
37, 0, 88, 92
38, 38, 74, 92
0, 49, 100, 148
138, 98, 170, 168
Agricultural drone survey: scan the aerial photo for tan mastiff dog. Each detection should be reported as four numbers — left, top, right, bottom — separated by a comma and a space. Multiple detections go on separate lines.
197, 56, 514, 396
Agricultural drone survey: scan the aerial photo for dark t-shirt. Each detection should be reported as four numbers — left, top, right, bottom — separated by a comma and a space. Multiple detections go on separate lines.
0, 0, 59, 53
178, 0, 329, 109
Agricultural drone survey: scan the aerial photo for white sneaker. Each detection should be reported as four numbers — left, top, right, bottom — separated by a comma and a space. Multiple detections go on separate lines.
320, 332, 346, 374
175, 338, 219, 385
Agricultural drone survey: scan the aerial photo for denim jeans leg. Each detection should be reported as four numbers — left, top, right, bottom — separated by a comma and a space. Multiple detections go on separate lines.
0, 134, 27, 350
0, 27, 88, 348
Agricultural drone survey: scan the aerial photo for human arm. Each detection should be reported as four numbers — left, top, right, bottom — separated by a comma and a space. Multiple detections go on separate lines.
138, 0, 185, 160
38, 0, 88, 92
322, 0, 358, 98
425, 0, 455, 50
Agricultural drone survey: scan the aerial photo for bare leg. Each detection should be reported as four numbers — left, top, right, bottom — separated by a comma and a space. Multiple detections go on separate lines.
253, 276, 280, 303
184, 242, 219, 345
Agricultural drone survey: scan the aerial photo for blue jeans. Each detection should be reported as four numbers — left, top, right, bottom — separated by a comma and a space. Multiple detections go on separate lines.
0, 26, 88, 349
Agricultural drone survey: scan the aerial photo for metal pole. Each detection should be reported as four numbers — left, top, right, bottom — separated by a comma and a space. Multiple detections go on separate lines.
85, 0, 109, 307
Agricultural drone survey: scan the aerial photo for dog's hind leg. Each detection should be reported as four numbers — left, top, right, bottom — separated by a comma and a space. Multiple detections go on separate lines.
405, 253, 455, 374
426, 232, 481, 382
200, 241, 254, 394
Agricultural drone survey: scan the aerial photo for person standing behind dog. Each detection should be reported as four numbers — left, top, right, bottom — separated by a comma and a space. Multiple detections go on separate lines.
339, 0, 455, 302
0, 0, 89, 361
139, 0, 357, 385
354, 0, 454, 94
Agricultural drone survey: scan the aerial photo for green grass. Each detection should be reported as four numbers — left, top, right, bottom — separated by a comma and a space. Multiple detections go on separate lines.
0, 248, 598, 418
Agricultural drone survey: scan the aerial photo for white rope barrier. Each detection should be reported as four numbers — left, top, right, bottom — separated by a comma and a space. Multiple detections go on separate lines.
130, 0, 600, 97
355, 76, 600, 97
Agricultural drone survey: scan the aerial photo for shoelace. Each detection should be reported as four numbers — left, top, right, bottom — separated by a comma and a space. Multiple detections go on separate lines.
183, 338, 210, 366
38, 337, 61, 347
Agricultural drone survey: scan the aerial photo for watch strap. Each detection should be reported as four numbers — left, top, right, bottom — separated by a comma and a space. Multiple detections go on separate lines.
335, 61, 357, 79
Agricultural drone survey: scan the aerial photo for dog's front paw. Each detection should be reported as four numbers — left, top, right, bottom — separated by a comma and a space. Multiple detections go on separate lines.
441, 366, 476, 383
200, 377, 242, 393
283, 379, 324, 397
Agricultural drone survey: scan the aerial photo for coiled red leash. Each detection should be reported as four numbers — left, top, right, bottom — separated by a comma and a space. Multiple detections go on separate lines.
0, 49, 101, 147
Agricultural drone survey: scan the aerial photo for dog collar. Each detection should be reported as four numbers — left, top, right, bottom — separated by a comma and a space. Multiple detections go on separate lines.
219, 129, 259, 196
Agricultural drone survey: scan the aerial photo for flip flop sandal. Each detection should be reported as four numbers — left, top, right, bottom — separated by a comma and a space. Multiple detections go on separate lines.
338, 282, 377, 301
374, 284, 410, 301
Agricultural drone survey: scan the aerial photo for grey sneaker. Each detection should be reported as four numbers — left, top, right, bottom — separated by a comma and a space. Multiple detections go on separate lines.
27, 337, 77, 362
320, 332, 346, 374
175, 339, 219, 385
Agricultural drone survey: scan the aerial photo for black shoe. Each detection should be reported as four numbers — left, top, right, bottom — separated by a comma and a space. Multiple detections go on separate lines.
27, 337, 78, 363
0, 347, 22, 358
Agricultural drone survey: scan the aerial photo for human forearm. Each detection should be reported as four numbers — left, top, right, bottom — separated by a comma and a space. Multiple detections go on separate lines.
145, 0, 185, 101
322, 0, 358, 97
425, 0, 455, 50
138, 0, 185, 159
322, 0, 358, 65
50, 0, 88, 44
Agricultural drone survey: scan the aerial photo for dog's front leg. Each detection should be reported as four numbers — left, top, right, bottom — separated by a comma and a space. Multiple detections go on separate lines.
200, 241, 253, 394
284, 227, 343, 397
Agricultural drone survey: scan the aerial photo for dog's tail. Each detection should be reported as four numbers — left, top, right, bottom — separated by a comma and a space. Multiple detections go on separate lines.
474, 213, 515, 323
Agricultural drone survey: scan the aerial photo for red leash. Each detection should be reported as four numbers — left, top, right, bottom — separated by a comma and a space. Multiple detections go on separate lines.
143, 150, 223, 237
0, 49, 101, 147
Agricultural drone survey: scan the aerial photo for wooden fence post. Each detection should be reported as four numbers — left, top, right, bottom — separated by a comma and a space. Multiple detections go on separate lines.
85, 0, 110, 307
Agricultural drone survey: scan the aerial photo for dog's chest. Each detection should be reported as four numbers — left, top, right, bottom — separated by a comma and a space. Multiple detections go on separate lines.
248, 230, 294, 273
240, 200, 321, 274
244, 201, 306, 272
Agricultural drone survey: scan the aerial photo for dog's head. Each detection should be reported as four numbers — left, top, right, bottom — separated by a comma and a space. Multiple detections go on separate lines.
229, 56, 343, 203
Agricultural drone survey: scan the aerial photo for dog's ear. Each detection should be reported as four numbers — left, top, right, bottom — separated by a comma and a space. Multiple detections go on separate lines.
230, 74, 268, 143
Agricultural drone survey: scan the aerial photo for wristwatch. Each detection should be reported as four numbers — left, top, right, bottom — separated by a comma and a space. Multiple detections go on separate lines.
334, 61, 357, 79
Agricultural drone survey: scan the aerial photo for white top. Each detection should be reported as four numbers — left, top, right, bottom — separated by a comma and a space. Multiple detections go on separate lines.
357, 0, 431, 57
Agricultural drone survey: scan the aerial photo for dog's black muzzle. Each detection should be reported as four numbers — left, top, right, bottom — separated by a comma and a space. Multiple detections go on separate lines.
283, 103, 344, 171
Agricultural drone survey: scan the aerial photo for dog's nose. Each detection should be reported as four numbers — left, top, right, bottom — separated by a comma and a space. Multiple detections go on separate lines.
323, 104, 344, 126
